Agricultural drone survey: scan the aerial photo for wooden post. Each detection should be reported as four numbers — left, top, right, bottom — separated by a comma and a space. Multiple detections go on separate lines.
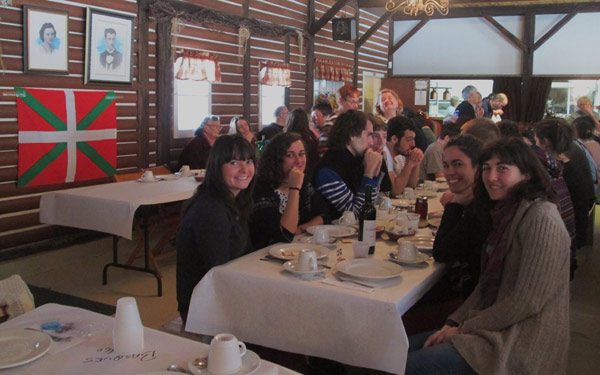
285, 34, 290, 108
137, 0, 150, 168
156, 20, 173, 167
243, 0, 251, 122
306, 0, 315, 110
521, 11, 534, 121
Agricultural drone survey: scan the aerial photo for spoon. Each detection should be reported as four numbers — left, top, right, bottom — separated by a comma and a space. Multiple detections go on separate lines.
166, 364, 189, 373
192, 357, 208, 369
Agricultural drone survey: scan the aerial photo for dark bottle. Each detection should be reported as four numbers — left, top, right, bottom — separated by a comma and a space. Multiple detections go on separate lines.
415, 196, 428, 220
358, 184, 377, 255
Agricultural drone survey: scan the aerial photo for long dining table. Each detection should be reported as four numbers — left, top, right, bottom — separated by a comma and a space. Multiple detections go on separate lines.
39, 176, 200, 296
0, 303, 300, 375
185, 193, 446, 374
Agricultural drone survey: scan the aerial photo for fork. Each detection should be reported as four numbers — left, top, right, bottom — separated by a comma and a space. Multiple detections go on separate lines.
25, 327, 72, 342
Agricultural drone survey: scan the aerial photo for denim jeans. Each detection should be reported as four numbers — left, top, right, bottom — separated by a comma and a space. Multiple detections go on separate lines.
405, 330, 476, 375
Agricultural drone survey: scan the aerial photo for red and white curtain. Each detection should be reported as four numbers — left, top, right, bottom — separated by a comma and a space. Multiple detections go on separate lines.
259, 61, 292, 87
175, 50, 221, 82
315, 58, 352, 82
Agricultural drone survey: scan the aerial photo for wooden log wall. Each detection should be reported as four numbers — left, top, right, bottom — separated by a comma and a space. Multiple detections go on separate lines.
0, 0, 389, 256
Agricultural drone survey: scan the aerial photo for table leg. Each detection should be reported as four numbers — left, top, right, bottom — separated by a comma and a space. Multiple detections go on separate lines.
102, 223, 163, 296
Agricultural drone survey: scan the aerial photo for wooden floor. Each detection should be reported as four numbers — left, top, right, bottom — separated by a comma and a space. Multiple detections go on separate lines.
1, 209, 599, 374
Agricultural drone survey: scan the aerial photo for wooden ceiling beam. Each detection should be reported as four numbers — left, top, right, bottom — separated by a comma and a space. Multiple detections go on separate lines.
309, 0, 349, 35
356, 9, 396, 48
533, 8, 578, 50
390, 2, 600, 20
482, 14, 527, 51
390, 18, 429, 55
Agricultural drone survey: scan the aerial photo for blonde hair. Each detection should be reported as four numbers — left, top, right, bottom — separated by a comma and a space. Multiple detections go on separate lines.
375, 88, 402, 117
577, 96, 592, 107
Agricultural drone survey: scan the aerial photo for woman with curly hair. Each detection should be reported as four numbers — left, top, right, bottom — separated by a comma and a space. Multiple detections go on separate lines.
250, 132, 329, 249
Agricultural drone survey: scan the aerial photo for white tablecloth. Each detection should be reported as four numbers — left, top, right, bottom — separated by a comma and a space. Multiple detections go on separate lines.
40, 178, 199, 239
186, 194, 445, 375
0, 304, 299, 375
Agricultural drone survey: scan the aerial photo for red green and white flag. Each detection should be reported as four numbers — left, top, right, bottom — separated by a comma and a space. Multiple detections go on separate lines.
16, 87, 117, 187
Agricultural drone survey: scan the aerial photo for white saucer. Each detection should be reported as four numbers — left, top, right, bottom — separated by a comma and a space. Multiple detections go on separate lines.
137, 177, 162, 182
388, 251, 430, 264
0, 329, 52, 369
269, 243, 329, 260
427, 217, 442, 227
188, 350, 261, 375
283, 260, 327, 275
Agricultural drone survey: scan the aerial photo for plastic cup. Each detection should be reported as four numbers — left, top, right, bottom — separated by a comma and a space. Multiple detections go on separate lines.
113, 297, 144, 353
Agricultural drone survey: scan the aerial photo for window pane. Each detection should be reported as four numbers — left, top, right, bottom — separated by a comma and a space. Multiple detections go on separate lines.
173, 57, 211, 138
548, 79, 599, 118
260, 85, 285, 126
428, 79, 493, 118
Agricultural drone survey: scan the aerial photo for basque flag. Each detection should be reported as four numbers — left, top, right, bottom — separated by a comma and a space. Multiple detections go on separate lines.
16, 87, 117, 187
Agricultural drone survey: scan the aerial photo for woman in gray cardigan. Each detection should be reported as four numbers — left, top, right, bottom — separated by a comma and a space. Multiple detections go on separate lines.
406, 138, 571, 374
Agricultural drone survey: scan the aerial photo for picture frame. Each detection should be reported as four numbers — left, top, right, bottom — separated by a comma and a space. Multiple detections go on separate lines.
84, 8, 134, 85
23, 6, 69, 75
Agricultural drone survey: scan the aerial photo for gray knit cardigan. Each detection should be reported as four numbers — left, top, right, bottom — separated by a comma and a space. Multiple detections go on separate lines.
449, 199, 571, 375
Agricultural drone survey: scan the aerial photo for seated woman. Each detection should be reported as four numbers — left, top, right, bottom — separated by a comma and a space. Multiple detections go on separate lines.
229, 116, 256, 147
286, 108, 319, 177
406, 138, 571, 374
250, 132, 329, 249
433, 135, 484, 298
176, 135, 256, 323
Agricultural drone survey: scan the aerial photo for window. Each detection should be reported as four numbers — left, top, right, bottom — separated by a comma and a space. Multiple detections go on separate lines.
547, 79, 599, 118
259, 84, 285, 127
428, 79, 493, 118
173, 56, 211, 138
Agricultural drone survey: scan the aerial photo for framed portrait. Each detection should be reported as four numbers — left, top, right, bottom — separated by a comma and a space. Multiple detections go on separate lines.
23, 6, 69, 74
85, 8, 134, 85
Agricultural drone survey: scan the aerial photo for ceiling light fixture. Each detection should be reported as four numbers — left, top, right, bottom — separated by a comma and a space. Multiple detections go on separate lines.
385, 0, 450, 17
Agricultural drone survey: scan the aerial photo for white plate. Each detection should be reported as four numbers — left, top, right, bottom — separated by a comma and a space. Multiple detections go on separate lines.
298, 236, 339, 249
306, 225, 356, 237
388, 251, 430, 264
137, 177, 162, 182
390, 198, 411, 208
156, 174, 180, 180
427, 217, 442, 227
269, 243, 328, 260
283, 260, 327, 275
416, 189, 437, 198
188, 350, 261, 375
398, 236, 435, 251
336, 259, 403, 280
434, 182, 449, 190
0, 329, 52, 369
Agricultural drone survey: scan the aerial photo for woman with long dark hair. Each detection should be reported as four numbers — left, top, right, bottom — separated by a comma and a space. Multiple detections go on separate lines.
229, 116, 256, 147
286, 108, 319, 177
250, 133, 328, 249
535, 118, 594, 276
407, 138, 570, 374
177, 135, 256, 322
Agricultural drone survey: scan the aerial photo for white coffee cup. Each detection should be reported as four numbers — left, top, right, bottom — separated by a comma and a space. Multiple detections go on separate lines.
398, 241, 418, 261
113, 297, 144, 354
208, 333, 247, 375
379, 197, 392, 212
141, 170, 154, 181
352, 240, 370, 258
297, 249, 318, 272
403, 188, 415, 200
179, 165, 190, 176
424, 180, 435, 190
339, 210, 356, 226
312, 227, 330, 245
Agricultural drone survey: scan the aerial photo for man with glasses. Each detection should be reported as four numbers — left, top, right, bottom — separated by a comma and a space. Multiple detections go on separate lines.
177, 115, 221, 170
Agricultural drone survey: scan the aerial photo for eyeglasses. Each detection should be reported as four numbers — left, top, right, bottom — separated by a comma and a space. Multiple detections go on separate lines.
205, 123, 222, 128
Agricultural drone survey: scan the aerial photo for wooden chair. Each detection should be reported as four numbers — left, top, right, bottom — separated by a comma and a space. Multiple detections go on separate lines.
113, 165, 181, 277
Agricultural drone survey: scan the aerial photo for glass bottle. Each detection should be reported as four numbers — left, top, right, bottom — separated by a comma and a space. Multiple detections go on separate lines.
430, 88, 437, 100
358, 185, 376, 255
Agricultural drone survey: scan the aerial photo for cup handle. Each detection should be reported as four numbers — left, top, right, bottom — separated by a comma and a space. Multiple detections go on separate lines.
238, 341, 246, 357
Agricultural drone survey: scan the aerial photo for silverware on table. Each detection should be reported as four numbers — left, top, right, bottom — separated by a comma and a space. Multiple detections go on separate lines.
333, 273, 374, 288
25, 327, 71, 342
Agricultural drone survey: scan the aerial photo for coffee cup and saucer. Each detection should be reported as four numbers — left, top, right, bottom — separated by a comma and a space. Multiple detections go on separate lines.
388, 241, 429, 265
283, 249, 327, 275
137, 170, 162, 182
187, 333, 261, 375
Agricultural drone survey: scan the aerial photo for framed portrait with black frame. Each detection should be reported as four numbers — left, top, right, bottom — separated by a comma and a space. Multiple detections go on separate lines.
23, 6, 69, 75
84, 8, 134, 85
